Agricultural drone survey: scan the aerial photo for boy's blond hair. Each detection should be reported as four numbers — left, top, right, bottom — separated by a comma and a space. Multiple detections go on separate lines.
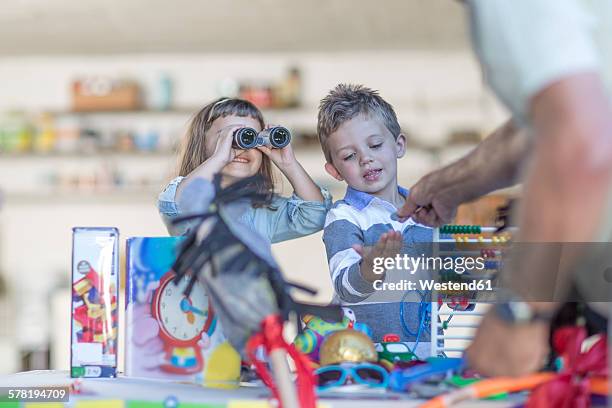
317, 84, 402, 163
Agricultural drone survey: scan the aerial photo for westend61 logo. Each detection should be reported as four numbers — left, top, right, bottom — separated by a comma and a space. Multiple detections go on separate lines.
372, 278, 493, 292
372, 254, 486, 275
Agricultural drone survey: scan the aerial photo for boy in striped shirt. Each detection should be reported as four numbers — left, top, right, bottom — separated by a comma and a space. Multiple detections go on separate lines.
317, 84, 434, 357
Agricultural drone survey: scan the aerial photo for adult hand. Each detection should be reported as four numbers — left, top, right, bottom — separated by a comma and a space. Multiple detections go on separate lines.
353, 231, 403, 282
396, 173, 458, 226
465, 309, 550, 377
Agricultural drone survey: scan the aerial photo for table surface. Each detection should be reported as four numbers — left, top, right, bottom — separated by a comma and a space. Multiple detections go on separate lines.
0, 370, 523, 407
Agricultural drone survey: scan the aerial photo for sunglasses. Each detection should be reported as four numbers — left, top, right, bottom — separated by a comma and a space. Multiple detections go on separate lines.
315, 363, 389, 391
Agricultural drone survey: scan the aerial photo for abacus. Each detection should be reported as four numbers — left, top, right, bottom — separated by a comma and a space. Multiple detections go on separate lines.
437, 225, 510, 244
429, 224, 513, 357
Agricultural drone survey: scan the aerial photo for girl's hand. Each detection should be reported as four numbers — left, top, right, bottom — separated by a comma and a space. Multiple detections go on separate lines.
257, 125, 325, 202
209, 125, 241, 168
256, 125, 298, 171
257, 144, 298, 170
177, 125, 243, 200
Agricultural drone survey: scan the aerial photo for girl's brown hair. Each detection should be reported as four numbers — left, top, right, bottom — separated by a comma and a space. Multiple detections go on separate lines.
178, 98, 275, 207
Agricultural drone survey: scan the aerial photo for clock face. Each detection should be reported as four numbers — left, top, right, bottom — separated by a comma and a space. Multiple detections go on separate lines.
156, 275, 210, 343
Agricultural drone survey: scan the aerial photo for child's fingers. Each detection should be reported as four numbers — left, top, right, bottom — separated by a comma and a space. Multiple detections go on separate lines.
371, 233, 391, 257
256, 146, 272, 156
279, 142, 294, 152
387, 231, 402, 246
382, 232, 402, 258
218, 125, 240, 150
221, 125, 243, 138
378, 232, 393, 257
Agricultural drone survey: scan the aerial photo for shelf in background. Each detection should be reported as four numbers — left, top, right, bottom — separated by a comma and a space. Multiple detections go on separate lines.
50, 108, 196, 115
0, 151, 175, 159
47, 106, 307, 116
44, 107, 319, 133
3, 189, 160, 204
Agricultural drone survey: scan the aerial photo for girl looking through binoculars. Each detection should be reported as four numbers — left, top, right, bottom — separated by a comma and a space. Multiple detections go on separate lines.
158, 97, 332, 243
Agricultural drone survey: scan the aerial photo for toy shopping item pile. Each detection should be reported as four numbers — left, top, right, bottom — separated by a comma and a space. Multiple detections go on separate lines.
63, 207, 611, 408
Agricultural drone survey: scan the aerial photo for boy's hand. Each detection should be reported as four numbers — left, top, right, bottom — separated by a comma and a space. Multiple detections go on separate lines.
353, 231, 403, 282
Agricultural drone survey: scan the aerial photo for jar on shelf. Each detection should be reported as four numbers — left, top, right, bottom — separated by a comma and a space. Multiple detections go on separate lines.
54, 115, 80, 154
0, 112, 33, 153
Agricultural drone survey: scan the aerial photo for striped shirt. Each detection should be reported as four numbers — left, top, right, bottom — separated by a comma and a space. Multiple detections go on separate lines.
323, 186, 434, 357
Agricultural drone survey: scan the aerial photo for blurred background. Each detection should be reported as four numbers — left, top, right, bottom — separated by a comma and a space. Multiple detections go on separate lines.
0, 0, 510, 374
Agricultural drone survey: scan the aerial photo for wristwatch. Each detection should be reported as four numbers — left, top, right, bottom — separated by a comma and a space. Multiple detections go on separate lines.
493, 302, 556, 324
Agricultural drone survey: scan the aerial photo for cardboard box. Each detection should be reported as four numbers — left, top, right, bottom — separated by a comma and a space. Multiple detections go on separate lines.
72, 79, 141, 112
71, 227, 119, 378
125, 237, 240, 386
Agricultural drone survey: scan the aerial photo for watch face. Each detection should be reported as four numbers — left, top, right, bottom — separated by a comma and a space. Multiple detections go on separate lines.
156, 275, 210, 342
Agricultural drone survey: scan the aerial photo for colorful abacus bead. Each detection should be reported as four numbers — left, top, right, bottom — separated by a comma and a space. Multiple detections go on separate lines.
481, 249, 496, 258
441, 225, 482, 234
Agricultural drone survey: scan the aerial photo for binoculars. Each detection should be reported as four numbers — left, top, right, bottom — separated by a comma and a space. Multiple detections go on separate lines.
232, 126, 291, 149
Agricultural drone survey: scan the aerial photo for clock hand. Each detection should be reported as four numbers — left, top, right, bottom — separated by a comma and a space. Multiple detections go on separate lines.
180, 298, 207, 316
187, 305, 206, 316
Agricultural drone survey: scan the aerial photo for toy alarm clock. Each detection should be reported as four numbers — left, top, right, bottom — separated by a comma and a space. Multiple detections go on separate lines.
152, 271, 215, 374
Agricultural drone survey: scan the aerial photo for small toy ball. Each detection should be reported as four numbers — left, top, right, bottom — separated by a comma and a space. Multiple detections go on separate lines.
163, 396, 179, 408
319, 329, 377, 366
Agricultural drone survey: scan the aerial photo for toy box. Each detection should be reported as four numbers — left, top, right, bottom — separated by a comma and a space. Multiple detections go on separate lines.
71, 227, 119, 378
125, 237, 240, 385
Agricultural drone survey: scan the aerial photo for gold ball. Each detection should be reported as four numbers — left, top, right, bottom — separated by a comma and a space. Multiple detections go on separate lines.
319, 329, 377, 366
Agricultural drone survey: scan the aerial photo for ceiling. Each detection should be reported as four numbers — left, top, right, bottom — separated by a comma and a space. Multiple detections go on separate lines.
0, 0, 470, 55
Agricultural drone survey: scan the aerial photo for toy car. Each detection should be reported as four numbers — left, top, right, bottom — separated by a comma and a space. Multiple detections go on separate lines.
376, 334, 418, 371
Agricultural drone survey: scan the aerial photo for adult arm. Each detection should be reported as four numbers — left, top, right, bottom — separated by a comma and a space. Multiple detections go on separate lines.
463, 0, 612, 376
397, 120, 528, 225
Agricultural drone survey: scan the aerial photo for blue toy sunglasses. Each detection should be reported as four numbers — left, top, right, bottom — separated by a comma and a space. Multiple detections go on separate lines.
315, 363, 389, 391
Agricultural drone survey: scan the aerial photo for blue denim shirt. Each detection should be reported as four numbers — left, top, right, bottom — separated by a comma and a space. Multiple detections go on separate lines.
158, 176, 333, 244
